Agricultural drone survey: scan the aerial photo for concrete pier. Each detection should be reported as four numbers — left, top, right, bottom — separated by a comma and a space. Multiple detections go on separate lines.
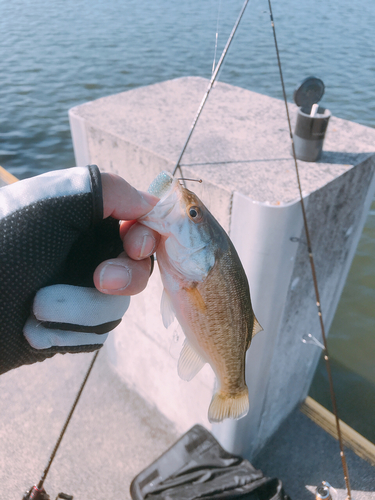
69, 77, 375, 458
2, 347, 375, 499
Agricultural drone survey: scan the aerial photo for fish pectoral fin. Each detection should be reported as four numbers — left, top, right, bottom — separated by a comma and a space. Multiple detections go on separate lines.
184, 286, 206, 313
252, 316, 263, 337
160, 289, 175, 329
178, 339, 206, 381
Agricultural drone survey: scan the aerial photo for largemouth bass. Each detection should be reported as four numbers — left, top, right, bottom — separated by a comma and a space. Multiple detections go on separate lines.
139, 171, 262, 423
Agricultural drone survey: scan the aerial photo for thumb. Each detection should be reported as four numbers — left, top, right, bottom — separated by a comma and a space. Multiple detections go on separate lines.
101, 172, 159, 220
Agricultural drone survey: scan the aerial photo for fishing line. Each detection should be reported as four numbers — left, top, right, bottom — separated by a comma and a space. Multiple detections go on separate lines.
266, 1, 352, 498
24, 1, 248, 479
177, 177, 203, 183
211, 0, 222, 77
33, 351, 99, 493
172, 0, 251, 181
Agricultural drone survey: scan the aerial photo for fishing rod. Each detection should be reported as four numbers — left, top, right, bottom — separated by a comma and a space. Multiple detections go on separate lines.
22, 5, 241, 484
23, 351, 99, 500
172, 0, 251, 179
20, 3, 248, 498
266, 1, 352, 498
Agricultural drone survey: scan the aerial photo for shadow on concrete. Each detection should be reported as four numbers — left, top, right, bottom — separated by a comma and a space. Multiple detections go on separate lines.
183, 152, 375, 168
181, 158, 292, 166
318, 151, 374, 165
252, 407, 375, 500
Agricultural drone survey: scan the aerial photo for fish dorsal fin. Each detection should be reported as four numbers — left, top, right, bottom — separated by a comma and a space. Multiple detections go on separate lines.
178, 339, 206, 381
184, 286, 206, 313
252, 316, 263, 337
160, 289, 175, 329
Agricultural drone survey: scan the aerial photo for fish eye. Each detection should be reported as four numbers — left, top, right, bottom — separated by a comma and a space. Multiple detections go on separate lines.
187, 205, 202, 222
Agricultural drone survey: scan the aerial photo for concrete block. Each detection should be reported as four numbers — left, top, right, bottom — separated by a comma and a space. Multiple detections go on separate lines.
69, 77, 375, 458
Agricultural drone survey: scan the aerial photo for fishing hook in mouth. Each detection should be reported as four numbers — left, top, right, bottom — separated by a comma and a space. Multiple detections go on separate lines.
177, 178, 203, 183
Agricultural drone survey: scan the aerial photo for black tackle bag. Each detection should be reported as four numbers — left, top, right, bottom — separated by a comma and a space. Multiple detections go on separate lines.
130, 424, 291, 500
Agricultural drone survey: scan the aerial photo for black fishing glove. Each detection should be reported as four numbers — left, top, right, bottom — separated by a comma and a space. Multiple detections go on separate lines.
0, 165, 129, 375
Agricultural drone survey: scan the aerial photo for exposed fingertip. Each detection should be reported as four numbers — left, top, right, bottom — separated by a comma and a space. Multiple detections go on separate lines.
140, 191, 159, 208
99, 263, 131, 292
102, 173, 159, 220
139, 234, 156, 259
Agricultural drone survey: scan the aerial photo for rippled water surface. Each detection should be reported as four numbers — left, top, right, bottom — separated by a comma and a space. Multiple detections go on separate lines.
311, 199, 375, 443
1, 0, 375, 178
1, 0, 375, 436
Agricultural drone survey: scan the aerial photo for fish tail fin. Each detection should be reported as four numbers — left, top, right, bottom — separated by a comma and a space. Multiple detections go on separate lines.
208, 387, 249, 423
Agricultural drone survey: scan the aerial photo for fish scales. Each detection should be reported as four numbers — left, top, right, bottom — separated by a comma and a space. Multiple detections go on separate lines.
187, 251, 253, 391
139, 171, 261, 423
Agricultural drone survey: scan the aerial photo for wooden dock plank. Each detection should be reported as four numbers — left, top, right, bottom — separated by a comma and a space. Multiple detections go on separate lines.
301, 396, 375, 467
0, 166, 18, 186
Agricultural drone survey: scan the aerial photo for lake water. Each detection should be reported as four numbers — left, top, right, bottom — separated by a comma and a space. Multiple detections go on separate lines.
1, 0, 374, 439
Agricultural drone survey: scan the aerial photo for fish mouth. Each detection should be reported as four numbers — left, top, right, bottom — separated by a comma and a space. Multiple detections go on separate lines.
140, 183, 176, 222
139, 171, 181, 231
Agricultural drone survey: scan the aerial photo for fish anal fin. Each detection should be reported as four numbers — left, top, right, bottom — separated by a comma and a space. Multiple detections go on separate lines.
184, 286, 206, 313
252, 316, 263, 337
178, 339, 206, 381
208, 387, 249, 423
160, 289, 175, 329
245, 316, 263, 351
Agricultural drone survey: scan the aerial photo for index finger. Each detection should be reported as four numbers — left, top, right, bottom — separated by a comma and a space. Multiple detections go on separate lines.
101, 172, 159, 220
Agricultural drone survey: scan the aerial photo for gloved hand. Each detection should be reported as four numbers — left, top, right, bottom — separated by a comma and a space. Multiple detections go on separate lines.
0, 165, 159, 374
